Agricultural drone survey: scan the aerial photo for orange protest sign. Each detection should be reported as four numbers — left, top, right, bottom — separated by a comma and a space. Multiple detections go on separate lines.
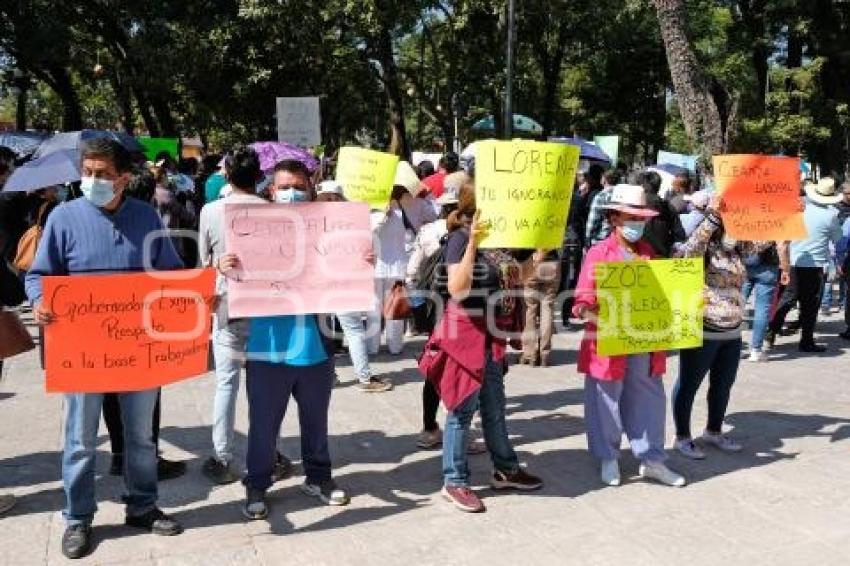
713, 154, 808, 241
42, 269, 215, 393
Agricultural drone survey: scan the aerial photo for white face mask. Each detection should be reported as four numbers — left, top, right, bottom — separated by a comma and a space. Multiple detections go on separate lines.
80, 177, 116, 207
619, 220, 647, 243
273, 187, 308, 204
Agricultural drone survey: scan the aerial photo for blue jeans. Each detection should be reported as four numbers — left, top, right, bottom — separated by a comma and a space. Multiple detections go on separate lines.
822, 276, 846, 309
742, 264, 779, 351
337, 312, 372, 383
443, 355, 519, 487
63, 390, 159, 526
211, 319, 249, 464
673, 335, 742, 439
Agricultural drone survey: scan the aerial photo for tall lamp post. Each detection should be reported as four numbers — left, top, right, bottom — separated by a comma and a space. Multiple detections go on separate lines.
503, 0, 516, 140
7, 69, 32, 131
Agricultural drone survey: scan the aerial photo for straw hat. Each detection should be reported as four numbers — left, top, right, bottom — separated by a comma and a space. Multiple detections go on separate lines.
600, 184, 659, 218
393, 161, 423, 195
804, 177, 842, 205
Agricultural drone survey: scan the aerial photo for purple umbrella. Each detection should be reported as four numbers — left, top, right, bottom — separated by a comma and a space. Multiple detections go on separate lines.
251, 142, 319, 173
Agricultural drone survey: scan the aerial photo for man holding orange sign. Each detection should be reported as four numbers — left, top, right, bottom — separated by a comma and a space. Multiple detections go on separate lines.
25, 139, 187, 559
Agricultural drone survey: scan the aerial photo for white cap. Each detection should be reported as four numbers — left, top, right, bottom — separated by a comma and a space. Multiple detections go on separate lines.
317, 180, 346, 198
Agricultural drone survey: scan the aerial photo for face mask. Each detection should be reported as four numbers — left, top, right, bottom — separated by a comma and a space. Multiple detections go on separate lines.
619, 220, 646, 243
80, 176, 116, 207
273, 187, 308, 203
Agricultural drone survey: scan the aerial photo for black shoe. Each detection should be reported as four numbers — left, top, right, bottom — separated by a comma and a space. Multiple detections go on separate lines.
271, 452, 294, 483
61, 524, 92, 559
202, 457, 240, 485
839, 329, 850, 340
157, 457, 187, 481
109, 453, 123, 476
799, 343, 827, 353
125, 508, 183, 535
242, 487, 268, 520
764, 330, 776, 349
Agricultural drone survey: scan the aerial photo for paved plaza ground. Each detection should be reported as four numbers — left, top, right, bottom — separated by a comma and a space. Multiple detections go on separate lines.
1, 313, 849, 565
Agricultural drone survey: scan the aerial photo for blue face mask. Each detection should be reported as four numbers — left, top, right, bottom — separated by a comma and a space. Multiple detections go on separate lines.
80, 177, 116, 207
620, 220, 646, 243
273, 187, 309, 203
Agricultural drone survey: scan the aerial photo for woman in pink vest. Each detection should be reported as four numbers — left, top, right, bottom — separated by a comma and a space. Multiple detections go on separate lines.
572, 185, 686, 488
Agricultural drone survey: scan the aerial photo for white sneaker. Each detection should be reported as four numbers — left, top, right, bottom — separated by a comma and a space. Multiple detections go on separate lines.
700, 432, 742, 452
600, 459, 621, 487
748, 350, 768, 362
640, 461, 687, 487
674, 438, 706, 460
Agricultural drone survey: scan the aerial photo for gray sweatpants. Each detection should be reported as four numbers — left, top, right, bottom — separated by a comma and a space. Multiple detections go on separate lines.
584, 354, 668, 463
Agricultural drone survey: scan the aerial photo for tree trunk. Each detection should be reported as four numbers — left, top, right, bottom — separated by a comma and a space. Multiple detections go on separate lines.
150, 96, 177, 137
109, 72, 135, 134
373, 26, 411, 160
134, 89, 160, 137
652, 0, 737, 156
45, 66, 83, 131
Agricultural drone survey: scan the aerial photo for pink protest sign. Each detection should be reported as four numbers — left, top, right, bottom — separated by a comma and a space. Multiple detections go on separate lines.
224, 202, 375, 317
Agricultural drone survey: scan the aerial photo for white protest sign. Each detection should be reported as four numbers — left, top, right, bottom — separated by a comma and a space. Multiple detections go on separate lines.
276, 96, 321, 147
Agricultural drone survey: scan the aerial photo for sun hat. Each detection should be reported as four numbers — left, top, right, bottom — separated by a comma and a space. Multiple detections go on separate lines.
804, 177, 842, 205
393, 161, 423, 195
317, 180, 346, 199
600, 184, 659, 217
437, 171, 469, 205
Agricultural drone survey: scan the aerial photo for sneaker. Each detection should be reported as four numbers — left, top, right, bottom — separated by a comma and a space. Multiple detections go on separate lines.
600, 459, 621, 487
417, 428, 442, 449
639, 461, 687, 487
764, 330, 776, 351
271, 452, 294, 483
674, 438, 706, 460
125, 508, 183, 536
301, 479, 350, 506
747, 350, 768, 362
202, 457, 240, 485
109, 453, 123, 476
699, 432, 742, 453
441, 485, 485, 513
242, 488, 268, 520
61, 524, 92, 559
357, 377, 393, 393
490, 468, 543, 491
0, 494, 16, 515
157, 457, 187, 481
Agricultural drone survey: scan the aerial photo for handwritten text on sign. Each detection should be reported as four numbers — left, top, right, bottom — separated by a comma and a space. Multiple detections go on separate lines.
713, 154, 807, 241
42, 269, 215, 393
335, 147, 399, 209
475, 140, 579, 249
596, 258, 704, 356
224, 202, 375, 317
276, 96, 322, 147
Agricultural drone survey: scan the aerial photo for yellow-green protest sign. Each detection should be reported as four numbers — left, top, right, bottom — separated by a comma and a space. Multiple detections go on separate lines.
475, 140, 579, 249
596, 258, 704, 356
335, 147, 399, 209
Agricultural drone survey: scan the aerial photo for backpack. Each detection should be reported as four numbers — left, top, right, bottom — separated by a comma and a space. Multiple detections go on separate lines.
414, 234, 451, 332
13, 202, 48, 272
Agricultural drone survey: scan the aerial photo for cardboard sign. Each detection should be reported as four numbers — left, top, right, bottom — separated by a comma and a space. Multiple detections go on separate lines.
713, 154, 808, 241
474, 140, 579, 249
276, 96, 322, 147
138, 137, 179, 162
42, 269, 215, 393
335, 147, 399, 209
657, 150, 698, 172
224, 202, 375, 317
596, 258, 704, 356
593, 135, 620, 164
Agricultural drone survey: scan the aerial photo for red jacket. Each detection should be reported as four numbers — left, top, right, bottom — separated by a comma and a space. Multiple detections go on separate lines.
418, 301, 506, 411
571, 233, 667, 380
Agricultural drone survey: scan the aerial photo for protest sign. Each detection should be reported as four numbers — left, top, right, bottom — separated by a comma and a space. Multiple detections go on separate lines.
593, 135, 620, 164
474, 140, 579, 249
335, 147, 399, 209
713, 154, 808, 241
138, 137, 179, 162
596, 258, 704, 356
42, 269, 215, 393
657, 149, 698, 172
224, 202, 375, 317
276, 96, 322, 147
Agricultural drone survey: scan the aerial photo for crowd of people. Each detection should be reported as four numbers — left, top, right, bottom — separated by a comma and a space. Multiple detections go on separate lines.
1, 138, 848, 559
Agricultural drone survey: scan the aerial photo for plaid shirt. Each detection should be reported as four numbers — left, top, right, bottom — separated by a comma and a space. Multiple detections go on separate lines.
584, 186, 613, 247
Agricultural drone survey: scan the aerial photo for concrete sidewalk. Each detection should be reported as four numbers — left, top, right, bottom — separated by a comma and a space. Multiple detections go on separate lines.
1, 314, 849, 565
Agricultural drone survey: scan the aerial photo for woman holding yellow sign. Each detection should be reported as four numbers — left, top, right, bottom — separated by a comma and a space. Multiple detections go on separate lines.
573, 185, 687, 488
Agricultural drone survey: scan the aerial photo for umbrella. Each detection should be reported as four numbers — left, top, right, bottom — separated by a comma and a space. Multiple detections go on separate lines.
650, 163, 690, 177
549, 137, 611, 163
1, 149, 80, 193
472, 115, 544, 135
217, 142, 320, 173
34, 129, 143, 159
0, 131, 49, 157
